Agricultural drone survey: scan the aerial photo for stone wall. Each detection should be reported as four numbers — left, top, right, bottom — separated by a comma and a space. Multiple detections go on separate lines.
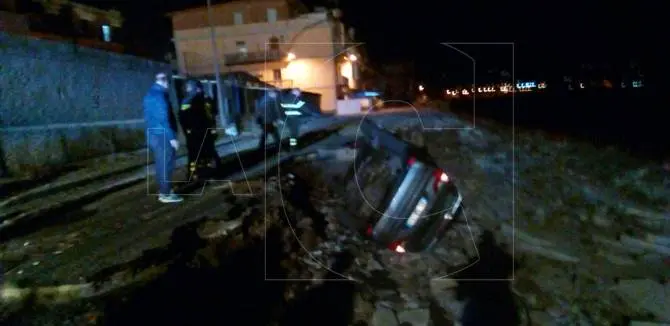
0, 32, 170, 176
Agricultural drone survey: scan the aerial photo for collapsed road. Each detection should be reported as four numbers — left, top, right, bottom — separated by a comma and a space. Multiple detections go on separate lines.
1, 109, 669, 326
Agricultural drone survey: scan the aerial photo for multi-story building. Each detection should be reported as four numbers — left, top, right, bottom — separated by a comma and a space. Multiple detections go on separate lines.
169, 0, 361, 113
0, 0, 123, 53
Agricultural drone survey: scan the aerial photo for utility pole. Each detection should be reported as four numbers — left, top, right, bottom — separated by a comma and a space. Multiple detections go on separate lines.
206, 0, 238, 136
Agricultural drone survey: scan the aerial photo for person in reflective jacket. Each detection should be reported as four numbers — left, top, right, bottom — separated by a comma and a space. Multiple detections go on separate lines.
179, 79, 219, 180
201, 91, 222, 174
255, 88, 283, 150
143, 72, 183, 203
279, 88, 318, 151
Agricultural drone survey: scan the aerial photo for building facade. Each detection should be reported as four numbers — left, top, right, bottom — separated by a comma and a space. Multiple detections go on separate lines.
0, 0, 123, 53
170, 0, 361, 113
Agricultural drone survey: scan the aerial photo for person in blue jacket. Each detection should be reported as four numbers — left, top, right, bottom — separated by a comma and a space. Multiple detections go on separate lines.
255, 88, 283, 150
143, 72, 183, 203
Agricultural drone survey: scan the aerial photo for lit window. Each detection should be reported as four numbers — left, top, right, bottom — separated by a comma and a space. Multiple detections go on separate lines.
101, 24, 111, 42
234, 12, 243, 25
267, 8, 277, 23
236, 41, 247, 54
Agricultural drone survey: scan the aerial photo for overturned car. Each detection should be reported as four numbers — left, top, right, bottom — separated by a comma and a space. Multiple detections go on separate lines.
299, 120, 465, 254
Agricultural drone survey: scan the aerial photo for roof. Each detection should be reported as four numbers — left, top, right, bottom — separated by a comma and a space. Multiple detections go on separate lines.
165, 0, 287, 17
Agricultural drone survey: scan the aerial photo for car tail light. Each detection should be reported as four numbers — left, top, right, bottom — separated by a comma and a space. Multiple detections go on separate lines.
388, 240, 406, 253
407, 156, 417, 167
432, 168, 449, 191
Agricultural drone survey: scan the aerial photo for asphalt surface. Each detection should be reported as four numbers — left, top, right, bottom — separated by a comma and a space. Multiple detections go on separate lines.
0, 109, 443, 285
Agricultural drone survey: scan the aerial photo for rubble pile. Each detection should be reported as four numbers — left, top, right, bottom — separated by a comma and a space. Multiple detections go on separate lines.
386, 114, 670, 325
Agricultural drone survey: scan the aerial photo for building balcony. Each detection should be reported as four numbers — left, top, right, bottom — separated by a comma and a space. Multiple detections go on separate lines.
224, 49, 287, 66
263, 79, 293, 89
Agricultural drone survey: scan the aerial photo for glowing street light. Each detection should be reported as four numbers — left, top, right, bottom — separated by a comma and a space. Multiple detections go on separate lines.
287, 52, 296, 61
418, 85, 424, 91
348, 54, 357, 61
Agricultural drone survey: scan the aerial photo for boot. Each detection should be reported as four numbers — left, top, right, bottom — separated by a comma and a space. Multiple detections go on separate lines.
187, 162, 198, 181
289, 138, 298, 152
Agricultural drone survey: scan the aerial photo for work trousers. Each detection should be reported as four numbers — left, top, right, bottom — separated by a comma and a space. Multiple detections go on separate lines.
258, 122, 281, 149
185, 129, 220, 179
147, 131, 175, 195
286, 118, 300, 148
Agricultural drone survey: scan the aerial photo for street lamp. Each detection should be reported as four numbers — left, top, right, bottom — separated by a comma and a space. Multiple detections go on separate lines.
418, 85, 424, 92
206, 0, 238, 136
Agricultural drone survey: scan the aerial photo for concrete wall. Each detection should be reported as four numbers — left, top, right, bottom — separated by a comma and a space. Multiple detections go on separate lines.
0, 32, 170, 176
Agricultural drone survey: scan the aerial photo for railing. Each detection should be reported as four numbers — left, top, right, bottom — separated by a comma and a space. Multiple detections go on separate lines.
264, 79, 293, 89
224, 49, 286, 66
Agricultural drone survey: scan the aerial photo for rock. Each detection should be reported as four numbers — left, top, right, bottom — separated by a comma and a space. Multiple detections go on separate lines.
622, 207, 668, 225
529, 310, 555, 325
499, 224, 554, 247
592, 213, 613, 228
371, 304, 399, 326
645, 234, 670, 247
517, 243, 580, 263
630, 322, 670, 326
366, 257, 385, 272
352, 293, 376, 324
429, 278, 458, 295
596, 250, 635, 266
613, 279, 670, 321
592, 235, 646, 255
397, 309, 430, 326
619, 235, 670, 256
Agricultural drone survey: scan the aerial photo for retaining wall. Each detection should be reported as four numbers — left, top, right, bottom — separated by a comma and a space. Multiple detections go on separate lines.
0, 32, 170, 176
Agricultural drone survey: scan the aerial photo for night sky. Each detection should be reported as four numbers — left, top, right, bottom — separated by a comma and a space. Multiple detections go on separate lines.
82, 0, 661, 87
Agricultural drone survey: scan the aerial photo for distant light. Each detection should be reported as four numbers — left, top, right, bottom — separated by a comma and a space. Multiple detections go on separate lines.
579, 82, 585, 89
363, 91, 379, 97
462, 89, 469, 95
477, 87, 483, 93
286, 52, 296, 61
418, 85, 424, 91
348, 54, 357, 61
101, 24, 111, 42
538, 82, 547, 89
